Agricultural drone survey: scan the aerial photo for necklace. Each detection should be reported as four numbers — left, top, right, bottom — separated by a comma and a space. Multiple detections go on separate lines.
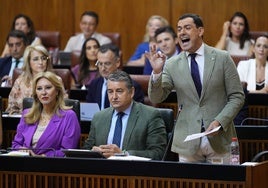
39, 112, 53, 126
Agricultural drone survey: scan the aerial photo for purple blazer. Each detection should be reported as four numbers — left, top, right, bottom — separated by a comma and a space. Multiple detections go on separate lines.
12, 109, 81, 157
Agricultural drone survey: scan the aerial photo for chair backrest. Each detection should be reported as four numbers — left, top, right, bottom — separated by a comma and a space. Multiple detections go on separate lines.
36, 31, 60, 49
102, 32, 121, 49
52, 68, 71, 91
157, 108, 177, 161
231, 55, 250, 67
71, 50, 81, 68
129, 74, 154, 106
22, 97, 80, 121
157, 108, 174, 134
250, 31, 268, 41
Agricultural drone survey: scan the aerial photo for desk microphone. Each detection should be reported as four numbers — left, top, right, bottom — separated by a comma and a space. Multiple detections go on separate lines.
240, 117, 268, 126
162, 104, 183, 161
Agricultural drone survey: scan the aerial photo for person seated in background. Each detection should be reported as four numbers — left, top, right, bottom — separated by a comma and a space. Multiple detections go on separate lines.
64, 11, 111, 52
127, 15, 169, 66
5, 45, 53, 114
237, 35, 268, 93
71, 37, 100, 89
83, 70, 167, 160
86, 43, 144, 110
235, 35, 268, 125
215, 11, 253, 56
143, 26, 180, 75
0, 30, 28, 87
12, 71, 80, 157
1, 14, 41, 58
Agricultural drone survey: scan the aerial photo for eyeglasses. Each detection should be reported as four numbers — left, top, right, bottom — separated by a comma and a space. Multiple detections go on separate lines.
31, 56, 48, 62
95, 61, 113, 68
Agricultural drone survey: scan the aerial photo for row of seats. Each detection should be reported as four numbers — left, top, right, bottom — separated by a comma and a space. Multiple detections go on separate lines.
36, 31, 121, 51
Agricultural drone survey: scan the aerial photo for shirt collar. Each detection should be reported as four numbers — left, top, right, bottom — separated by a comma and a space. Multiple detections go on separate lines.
114, 101, 133, 116
12, 57, 23, 63
186, 43, 205, 57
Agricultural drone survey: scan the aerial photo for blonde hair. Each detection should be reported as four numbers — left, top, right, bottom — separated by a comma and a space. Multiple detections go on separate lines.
21, 45, 53, 85
24, 71, 71, 124
143, 15, 169, 42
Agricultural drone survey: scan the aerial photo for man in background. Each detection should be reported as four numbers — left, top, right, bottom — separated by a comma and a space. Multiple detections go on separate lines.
64, 11, 111, 52
143, 26, 180, 75
0, 30, 28, 86
86, 43, 144, 109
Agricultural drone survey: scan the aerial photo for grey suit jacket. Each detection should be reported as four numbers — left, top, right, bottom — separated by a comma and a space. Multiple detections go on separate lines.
148, 44, 245, 156
82, 101, 167, 160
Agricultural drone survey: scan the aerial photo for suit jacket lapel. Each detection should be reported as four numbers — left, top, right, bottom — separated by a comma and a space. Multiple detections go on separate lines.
122, 102, 139, 148
201, 45, 216, 99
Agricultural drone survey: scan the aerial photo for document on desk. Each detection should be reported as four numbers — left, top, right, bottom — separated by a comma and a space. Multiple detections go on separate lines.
108, 155, 151, 161
184, 126, 221, 142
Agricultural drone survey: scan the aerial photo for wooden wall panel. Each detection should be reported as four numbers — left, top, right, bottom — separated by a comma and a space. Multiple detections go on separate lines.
0, 0, 74, 51
0, 0, 267, 63
74, 0, 171, 63
171, 0, 268, 47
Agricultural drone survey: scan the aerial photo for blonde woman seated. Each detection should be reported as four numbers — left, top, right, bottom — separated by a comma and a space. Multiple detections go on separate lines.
5, 45, 53, 114
127, 15, 169, 66
237, 35, 268, 93
12, 71, 81, 157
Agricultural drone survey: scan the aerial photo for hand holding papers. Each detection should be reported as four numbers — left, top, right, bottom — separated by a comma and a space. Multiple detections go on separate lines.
184, 126, 221, 142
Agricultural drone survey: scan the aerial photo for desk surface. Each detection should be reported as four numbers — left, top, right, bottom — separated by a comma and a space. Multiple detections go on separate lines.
0, 156, 246, 180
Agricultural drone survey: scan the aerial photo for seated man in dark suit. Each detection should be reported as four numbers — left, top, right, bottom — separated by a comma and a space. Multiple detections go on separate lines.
86, 43, 144, 109
0, 30, 28, 86
83, 70, 167, 160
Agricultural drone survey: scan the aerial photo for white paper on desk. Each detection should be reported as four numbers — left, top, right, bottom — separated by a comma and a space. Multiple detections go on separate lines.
184, 126, 221, 142
108, 155, 151, 161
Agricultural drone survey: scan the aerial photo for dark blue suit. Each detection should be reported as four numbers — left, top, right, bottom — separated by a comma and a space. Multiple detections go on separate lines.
86, 77, 144, 108
0, 56, 12, 78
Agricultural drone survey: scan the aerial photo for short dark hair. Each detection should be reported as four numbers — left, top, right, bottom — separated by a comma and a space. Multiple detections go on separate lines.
6, 30, 29, 45
81, 11, 99, 25
154, 26, 177, 39
99, 43, 120, 58
178, 13, 204, 28
107, 70, 133, 90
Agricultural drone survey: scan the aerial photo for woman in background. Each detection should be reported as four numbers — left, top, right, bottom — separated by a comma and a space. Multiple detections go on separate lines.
215, 12, 253, 56
71, 37, 100, 88
237, 35, 268, 93
234, 35, 268, 125
1, 14, 42, 57
5, 45, 53, 114
12, 71, 80, 157
127, 15, 169, 66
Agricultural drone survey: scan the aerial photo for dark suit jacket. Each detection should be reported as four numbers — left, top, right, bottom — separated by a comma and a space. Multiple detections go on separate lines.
0, 56, 12, 78
86, 77, 144, 107
82, 101, 167, 160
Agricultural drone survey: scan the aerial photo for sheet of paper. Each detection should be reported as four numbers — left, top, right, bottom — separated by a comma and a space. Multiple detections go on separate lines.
108, 155, 151, 161
184, 126, 221, 142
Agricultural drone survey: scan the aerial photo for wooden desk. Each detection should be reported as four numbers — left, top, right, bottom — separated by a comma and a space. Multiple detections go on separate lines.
0, 156, 267, 188
2, 115, 268, 163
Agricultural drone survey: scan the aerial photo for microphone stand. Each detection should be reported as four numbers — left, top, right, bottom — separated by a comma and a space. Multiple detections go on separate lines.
162, 104, 183, 161
240, 117, 268, 126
